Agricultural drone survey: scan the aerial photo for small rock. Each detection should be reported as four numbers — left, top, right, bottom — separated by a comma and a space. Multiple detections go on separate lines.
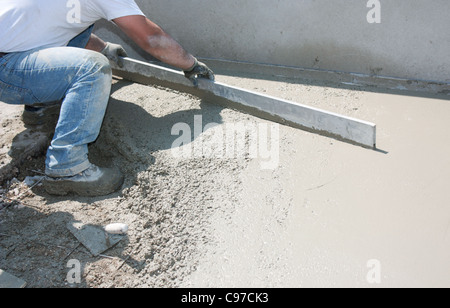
105, 223, 129, 235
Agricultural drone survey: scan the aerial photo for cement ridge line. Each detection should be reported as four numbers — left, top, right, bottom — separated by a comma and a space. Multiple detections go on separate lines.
196, 57, 450, 88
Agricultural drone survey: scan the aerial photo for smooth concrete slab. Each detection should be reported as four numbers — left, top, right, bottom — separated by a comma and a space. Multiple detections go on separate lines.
112, 58, 377, 148
181, 74, 450, 288
0, 269, 27, 288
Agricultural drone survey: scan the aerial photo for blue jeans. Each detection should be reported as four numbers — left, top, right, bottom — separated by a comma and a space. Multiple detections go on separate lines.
0, 25, 112, 177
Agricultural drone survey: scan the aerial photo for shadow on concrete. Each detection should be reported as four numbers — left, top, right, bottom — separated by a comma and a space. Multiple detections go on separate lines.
86, 78, 225, 192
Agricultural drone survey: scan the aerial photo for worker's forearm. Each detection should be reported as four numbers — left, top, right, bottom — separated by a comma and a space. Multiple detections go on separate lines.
115, 16, 195, 70
113, 15, 196, 71
85, 34, 107, 52
143, 33, 196, 71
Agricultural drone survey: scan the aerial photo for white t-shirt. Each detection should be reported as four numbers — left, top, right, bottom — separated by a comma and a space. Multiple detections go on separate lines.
0, 0, 145, 53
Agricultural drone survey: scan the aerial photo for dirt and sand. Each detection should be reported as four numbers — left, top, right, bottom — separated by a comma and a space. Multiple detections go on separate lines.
1, 72, 449, 288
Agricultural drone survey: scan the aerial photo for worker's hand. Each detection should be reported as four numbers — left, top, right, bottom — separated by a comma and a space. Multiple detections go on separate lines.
184, 58, 215, 86
101, 42, 128, 68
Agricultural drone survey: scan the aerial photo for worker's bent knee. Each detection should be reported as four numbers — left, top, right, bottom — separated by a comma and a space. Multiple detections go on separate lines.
0, 47, 112, 106
82, 51, 112, 77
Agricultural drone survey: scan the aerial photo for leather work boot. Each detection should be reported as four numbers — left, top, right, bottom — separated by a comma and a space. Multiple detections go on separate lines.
22, 104, 61, 127
44, 164, 125, 197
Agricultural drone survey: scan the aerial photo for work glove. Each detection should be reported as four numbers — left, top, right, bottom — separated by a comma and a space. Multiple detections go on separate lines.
101, 42, 128, 68
184, 58, 215, 86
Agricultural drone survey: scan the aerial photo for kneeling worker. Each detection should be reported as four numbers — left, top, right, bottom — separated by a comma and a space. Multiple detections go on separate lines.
0, 0, 214, 196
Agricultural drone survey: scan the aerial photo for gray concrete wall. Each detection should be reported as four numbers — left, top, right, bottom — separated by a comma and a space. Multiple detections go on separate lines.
94, 0, 450, 83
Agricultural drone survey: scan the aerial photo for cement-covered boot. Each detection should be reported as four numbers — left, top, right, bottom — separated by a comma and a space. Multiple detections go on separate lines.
44, 164, 124, 197
22, 104, 61, 127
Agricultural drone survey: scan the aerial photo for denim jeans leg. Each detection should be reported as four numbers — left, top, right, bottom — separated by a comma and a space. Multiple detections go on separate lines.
0, 47, 112, 177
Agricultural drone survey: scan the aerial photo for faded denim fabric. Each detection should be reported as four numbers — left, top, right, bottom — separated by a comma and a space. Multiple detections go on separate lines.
0, 26, 112, 177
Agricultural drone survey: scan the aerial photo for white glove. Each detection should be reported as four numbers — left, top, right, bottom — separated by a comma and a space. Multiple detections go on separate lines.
101, 42, 128, 68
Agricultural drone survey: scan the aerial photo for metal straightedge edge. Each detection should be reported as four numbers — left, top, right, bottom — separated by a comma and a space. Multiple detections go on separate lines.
112, 57, 377, 148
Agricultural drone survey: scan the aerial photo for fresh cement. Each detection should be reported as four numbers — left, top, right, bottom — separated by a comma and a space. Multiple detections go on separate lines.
1, 74, 449, 287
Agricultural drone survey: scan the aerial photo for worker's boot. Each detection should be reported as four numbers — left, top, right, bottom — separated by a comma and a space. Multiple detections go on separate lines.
22, 104, 61, 127
43, 164, 124, 197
